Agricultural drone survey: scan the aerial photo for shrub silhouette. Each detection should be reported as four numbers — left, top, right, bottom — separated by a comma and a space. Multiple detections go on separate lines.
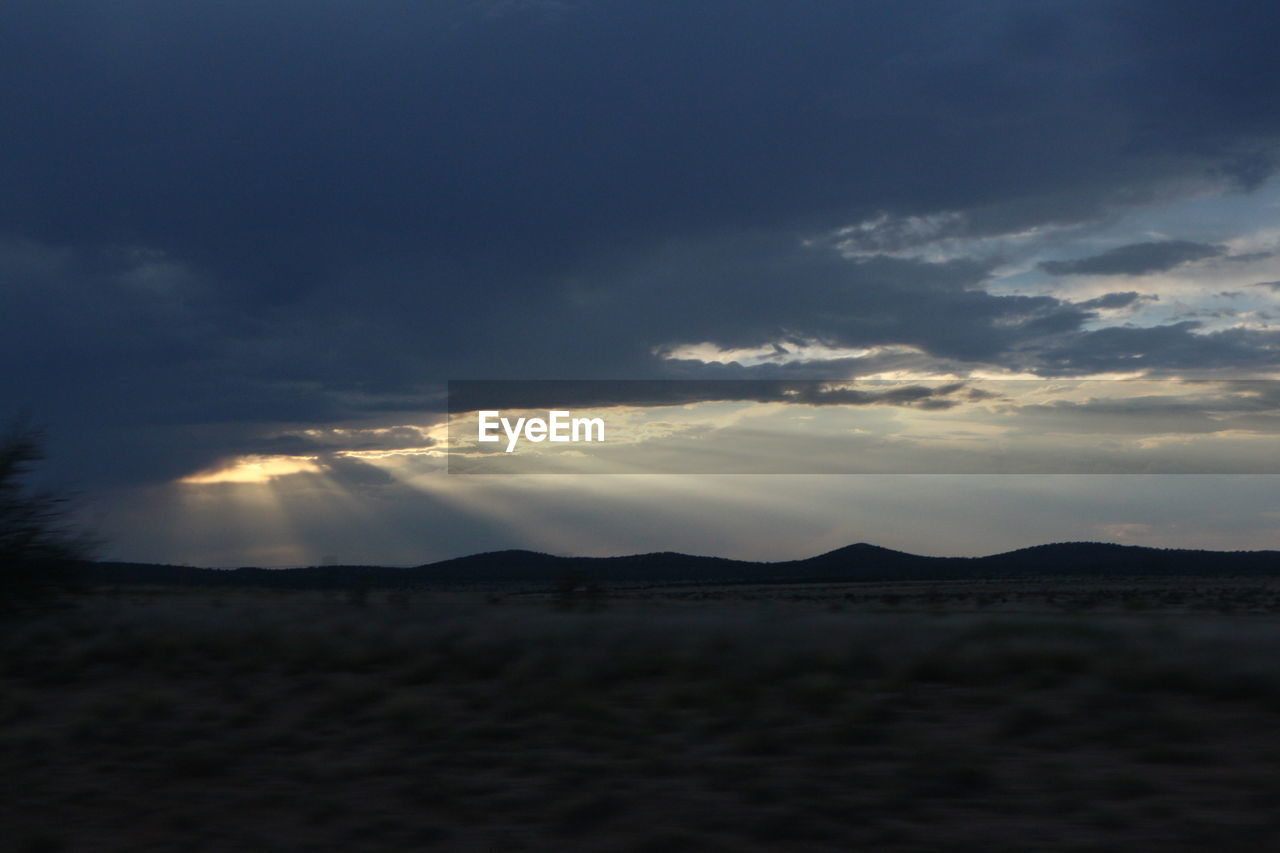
0, 422, 96, 608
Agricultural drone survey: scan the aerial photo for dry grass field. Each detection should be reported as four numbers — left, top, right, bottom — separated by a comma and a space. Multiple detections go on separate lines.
6, 578, 1280, 851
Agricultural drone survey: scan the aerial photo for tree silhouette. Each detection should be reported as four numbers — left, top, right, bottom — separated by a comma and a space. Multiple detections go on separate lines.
0, 422, 95, 606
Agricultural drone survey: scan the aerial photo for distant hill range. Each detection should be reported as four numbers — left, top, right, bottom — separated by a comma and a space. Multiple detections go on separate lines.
85, 541, 1280, 589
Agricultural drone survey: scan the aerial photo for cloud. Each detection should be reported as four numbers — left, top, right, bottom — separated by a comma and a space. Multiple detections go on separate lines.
1225, 251, 1274, 264
4, 1, 1279, 284
1039, 241, 1226, 276
449, 379, 974, 413
316, 455, 397, 488
253, 427, 435, 455
1040, 323, 1280, 374
1075, 292, 1157, 310
982, 380, 1280, 440
4, 0, 1280, 501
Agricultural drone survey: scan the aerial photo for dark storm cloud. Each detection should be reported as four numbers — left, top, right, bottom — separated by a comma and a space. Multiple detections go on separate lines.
449, 379, 971, 413
4, 0, 1279, 277
1039, 241, 1226, 277
5, 0, 1280, 488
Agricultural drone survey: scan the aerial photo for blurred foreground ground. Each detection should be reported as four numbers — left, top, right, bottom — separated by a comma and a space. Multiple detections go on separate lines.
5, 577, 1280, 851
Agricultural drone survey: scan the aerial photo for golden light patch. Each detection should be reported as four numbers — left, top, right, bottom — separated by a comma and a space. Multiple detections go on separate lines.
180, 454, 323, 484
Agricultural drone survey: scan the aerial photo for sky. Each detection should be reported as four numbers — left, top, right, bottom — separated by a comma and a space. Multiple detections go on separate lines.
5, 0, 1280, 566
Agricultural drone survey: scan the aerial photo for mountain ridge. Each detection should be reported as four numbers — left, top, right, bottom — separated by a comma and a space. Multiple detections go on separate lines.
83, 541, 1280, 588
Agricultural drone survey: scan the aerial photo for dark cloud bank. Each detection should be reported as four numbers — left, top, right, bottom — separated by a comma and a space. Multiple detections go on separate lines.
3, 0, 1280, 488
1039, 241, 1225, 276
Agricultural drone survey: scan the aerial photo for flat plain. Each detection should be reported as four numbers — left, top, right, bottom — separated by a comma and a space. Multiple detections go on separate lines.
6, 576, 1280, 851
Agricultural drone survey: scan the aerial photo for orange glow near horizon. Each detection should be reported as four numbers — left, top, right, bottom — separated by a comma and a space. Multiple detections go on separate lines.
179, 454, 325, 485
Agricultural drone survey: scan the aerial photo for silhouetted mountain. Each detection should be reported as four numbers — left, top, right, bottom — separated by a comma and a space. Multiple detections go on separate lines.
82, 541, 1280, 589
773, 542, 946, 579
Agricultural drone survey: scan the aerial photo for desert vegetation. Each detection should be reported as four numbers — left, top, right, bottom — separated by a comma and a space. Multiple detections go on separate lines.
5, 582, 1280, 851
0, 423, 95, 610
